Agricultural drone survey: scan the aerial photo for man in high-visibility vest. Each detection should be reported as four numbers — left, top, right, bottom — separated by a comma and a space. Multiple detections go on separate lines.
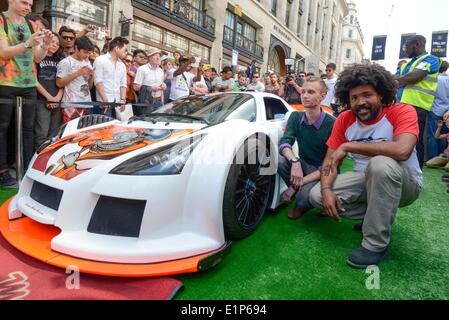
395, 35, 441, 169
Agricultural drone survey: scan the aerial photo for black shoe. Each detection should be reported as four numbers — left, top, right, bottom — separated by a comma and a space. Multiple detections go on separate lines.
347, 246, 388, 269
443, 174, 449, 179
0, 171, 18, 189
442, 176, 449, 182
352, 222, 363, 233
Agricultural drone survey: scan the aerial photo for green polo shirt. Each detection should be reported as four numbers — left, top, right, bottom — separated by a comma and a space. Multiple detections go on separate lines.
279, 110, 335, 168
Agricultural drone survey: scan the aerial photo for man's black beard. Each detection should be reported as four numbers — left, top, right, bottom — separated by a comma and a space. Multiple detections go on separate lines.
353, 104, 381, 122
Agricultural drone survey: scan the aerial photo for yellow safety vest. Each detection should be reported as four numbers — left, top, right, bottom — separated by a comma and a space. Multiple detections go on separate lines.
399, 53, 440, 111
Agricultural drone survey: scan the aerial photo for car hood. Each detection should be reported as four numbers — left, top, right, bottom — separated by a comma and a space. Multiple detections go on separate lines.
32, 122, 203, 181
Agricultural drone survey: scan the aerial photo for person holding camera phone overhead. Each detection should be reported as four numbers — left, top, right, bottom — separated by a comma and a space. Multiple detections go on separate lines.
167, 56, 201, 102
281, 72, 302, 104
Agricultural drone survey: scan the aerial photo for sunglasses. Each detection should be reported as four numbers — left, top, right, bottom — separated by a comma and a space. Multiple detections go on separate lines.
124, 60, 133, 63
63, 36, 75, 41
17, 25, 25, 42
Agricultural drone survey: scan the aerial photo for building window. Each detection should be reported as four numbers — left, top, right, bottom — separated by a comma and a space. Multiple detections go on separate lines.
49, 0, 109, 45
190, 41, 210, 61
286, 0, 292, 28
350, 15, 354, 24
297, 6, 303, 36
134, 19, 162, 43
271, 0, 277, 16
348, 29, 353, 38
346, 48, 352, 59
133, 18, 210, 61
165, 30, 189, 52
243, 24, 256, 42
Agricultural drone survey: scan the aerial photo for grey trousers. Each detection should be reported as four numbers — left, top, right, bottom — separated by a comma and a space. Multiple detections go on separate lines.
278, 156, 320, 211
34, 103, 62, 149
309, 156, 422, 252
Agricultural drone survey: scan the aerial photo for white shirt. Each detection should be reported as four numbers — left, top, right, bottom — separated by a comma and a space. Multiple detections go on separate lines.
93, 53, 127, 103
192, 75, 207, 89
134, 64, 165, 98
57, 56, 92, 109
321, 77, 338, 107
168, 69, 195, 101
247, 81, 265, 92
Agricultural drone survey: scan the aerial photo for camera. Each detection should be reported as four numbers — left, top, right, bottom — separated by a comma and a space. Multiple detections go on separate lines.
286, 76, 293, 82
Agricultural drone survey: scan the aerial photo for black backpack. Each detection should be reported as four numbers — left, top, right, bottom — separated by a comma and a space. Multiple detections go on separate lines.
0, 12, 35, 36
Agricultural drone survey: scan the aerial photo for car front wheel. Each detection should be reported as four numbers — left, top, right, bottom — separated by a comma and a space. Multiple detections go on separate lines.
223, 136, 273, 240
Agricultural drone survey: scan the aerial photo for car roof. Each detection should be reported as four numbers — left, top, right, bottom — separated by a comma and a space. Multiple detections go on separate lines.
201, 91, 285, 100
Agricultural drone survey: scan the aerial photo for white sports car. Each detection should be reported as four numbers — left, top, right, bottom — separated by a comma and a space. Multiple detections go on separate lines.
1, 92, 298, 277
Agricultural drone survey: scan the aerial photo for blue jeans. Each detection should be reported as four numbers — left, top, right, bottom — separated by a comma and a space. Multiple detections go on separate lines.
278, 156, 320, 211
427, 111, 449, 160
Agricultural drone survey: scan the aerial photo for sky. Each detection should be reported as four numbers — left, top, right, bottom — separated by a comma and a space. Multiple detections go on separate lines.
352, 0, 448, 73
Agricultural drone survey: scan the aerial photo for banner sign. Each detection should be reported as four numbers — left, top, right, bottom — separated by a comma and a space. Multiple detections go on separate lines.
371, 35, 387, 61
431, 31, 448, 57
399, 33, 416, 59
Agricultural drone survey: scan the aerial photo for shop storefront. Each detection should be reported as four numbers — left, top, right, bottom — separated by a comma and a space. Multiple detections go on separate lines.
40, 0, 111, 46
131, 1, 214, 61
131, 15, 210, 61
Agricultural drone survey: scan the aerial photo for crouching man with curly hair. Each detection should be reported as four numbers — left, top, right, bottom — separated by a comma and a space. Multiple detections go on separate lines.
309, 64, 423, 269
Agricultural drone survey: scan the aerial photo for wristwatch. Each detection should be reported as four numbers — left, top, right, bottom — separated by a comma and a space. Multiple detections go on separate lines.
290, 156, 301, 164
24, 40, 32, 49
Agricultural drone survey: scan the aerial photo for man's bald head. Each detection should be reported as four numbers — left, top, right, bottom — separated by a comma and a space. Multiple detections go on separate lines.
408, 35, 427, 47
405, 35, 427, 58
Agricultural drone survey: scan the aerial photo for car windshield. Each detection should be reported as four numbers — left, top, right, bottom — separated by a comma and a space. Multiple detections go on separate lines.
150, 94, 255, 125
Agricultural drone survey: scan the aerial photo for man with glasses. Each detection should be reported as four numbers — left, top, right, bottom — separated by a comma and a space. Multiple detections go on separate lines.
123, 53, 135, 104
58, 26, 76, 57
321, 63, 338, 108
0, 0, 53, 188
247, 72, 265, 92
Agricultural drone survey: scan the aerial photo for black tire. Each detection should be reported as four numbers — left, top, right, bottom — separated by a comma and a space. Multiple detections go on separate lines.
223, 135, 274, 240
77, 114, 115, 129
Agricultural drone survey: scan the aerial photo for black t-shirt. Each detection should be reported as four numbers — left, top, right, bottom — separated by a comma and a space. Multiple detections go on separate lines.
36, 56, 60, 99
284, 84, 302, 104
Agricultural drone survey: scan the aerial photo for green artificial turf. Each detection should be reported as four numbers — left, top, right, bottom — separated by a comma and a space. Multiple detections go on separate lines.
176, 162, 449, 300
0, 188, 17, 205
1, 162, 449, 300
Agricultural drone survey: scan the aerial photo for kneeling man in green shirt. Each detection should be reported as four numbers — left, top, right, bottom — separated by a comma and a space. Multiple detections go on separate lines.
278, 77, 336, 219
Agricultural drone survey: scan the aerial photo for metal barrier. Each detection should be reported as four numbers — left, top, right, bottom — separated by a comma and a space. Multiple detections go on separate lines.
0, 97, 158, 187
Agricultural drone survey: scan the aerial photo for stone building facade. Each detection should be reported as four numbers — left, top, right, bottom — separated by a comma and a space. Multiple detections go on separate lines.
340, 0, 364, 70
25, 0, 352, 74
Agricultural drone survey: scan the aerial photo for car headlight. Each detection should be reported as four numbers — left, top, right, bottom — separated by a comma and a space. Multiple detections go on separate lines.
110, 135, 205, 176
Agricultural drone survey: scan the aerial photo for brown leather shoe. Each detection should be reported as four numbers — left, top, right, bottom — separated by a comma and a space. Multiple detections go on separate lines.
288, 207, 305, 220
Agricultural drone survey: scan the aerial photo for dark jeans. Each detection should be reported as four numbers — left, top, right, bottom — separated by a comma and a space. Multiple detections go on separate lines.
34, 101, 62, 149
278, 156, 319, 211
427, 111, 449, 160
0, 86, 36, 171
413, 106, 428, 169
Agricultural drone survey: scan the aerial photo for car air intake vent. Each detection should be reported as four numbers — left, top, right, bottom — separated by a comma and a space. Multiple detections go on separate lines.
77, 114, 115, 129
30, 181, 64, 211
88, 196, 146, 238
